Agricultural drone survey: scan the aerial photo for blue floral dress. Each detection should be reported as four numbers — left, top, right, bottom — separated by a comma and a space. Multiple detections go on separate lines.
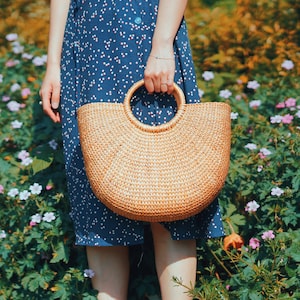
60, 0, 224, 246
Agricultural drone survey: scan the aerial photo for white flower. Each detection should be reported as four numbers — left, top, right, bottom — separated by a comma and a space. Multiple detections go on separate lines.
7, 101, 21, 112
230, 112, 239, 120
41, 55, 48, 63
30, 183, 43, 195
11, 120, 23, 129
42, 212, 56, 222
198, 88, 204, 98
257, 165, 263, 172
22, 53, 34, 60
10, 83, 21, 93
249, 100, 261, 108
31, 213, 42, 223
8, 188, 19, 197
19, 190, 31, 200
260, 148, 272, 156
84, 269, 95, 278
49, 139, 58, 150
0, 74, 3, 83
0, 230, 7, 239
244, 143, 257, 150
247, 80, 260, 89
6, 33, 18, 41
245, 200, 260, 213
281, 60, 294, 70
270, 115, 282, 124
202, 71, 214, 81
32, 56, 47, 66
12, 41, 24, 54
18, 150, 30, 160
219, 89, 232, 99
271, 187, 284, 197
21, 157, 33, 166
295, 110, 300, 118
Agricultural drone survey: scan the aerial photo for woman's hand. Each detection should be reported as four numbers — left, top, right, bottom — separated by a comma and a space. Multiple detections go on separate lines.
39, 64, 61, 123
144, 48, 175, 95
144, 0, 188, 95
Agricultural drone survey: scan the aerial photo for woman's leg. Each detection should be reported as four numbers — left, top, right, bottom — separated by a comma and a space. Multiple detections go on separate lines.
86, 246, 129, 300
151, 223, 197, 300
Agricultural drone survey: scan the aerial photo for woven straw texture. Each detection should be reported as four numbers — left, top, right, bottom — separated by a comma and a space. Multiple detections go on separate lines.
77, 80, 231, 222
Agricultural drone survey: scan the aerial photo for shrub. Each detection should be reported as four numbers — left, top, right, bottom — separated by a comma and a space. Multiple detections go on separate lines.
1, 0, 300, 299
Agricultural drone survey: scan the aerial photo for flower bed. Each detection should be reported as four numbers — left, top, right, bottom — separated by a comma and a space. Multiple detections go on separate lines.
0, 1, 299, 299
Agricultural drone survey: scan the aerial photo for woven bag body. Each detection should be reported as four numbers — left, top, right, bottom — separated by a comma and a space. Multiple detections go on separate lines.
77, 81, 231, 222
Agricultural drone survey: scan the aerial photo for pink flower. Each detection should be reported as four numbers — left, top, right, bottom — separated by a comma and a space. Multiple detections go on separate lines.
281, 114, 294, 124
21, 88, 31, 98
285, 98, 296, 107
29, 221, 37, 227
258, 152, 266, 159
5, 59, 20, 67
2, 95, 10, 102
249, 238, 260, 249
0, 185, 4, 194
276, 102, 285, 109
46, 185, 53, 191
261, 230, 275, 240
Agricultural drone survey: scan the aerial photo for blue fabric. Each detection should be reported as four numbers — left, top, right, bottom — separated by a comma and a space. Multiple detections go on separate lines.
60, 0, 224, 246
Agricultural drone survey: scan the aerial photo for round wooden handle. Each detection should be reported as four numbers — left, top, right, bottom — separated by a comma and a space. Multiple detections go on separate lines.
123, 80, 186, 133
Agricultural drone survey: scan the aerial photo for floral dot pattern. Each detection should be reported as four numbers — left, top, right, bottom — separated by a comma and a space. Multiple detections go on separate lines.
60, 0, 224, 246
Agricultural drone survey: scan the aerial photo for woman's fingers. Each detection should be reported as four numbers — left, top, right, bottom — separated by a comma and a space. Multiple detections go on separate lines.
144, 55, 175, 94
40, 82, 61, 123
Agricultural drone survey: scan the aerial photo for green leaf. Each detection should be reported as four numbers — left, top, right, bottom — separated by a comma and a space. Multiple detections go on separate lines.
50, 242, 69, 263
31, 156, 54, 175
21, 272, 41, 292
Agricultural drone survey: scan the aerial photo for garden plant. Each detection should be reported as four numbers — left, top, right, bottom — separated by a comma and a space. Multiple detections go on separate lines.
0, 0, 299, 299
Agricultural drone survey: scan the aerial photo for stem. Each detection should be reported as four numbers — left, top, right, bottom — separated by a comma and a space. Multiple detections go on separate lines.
210, 249, 233, 277
225, 218, 235, 234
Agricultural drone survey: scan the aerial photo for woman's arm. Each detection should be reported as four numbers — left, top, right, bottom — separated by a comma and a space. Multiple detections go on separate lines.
40, 0, 70, 123
144, 0, 188, 94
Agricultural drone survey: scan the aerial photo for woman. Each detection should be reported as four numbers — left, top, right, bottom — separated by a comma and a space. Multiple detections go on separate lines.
40, 1, 224, 299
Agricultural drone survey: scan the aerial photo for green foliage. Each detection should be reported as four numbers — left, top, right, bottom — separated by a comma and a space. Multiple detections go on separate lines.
0, 0, 299, 299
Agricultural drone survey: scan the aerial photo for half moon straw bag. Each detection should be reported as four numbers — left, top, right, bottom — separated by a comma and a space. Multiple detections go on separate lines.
77, 80, 231, 222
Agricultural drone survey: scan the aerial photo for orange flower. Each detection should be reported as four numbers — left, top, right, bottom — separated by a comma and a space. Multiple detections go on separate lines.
27, 76, 36, 82
223, 232, 244, 251
238, 74, 248, 84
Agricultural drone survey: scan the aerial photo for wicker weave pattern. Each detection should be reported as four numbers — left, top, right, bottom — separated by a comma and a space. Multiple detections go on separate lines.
77, 81, 231, 222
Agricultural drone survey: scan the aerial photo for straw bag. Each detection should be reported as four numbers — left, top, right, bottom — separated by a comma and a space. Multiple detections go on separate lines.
77, 80, 231, 222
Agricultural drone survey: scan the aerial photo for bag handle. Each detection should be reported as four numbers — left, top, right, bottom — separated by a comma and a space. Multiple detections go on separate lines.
123, 80, 186, 133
